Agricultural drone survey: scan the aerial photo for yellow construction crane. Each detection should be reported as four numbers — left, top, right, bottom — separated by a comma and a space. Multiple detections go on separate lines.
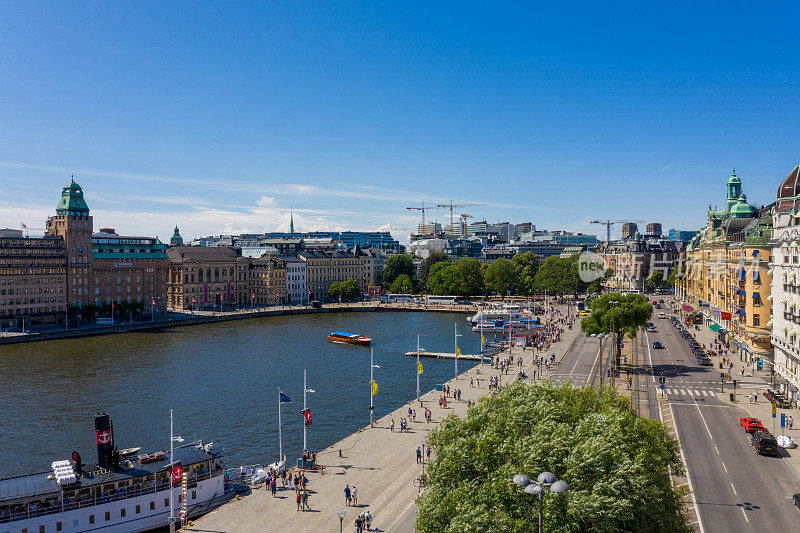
459, 213, 474, 237
589, 219, 646, 243
406, 203, 447, 236
436, 201, 486, 236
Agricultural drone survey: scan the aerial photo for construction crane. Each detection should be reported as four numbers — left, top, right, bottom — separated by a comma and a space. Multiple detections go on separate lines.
589, 219, 646, 243
406, 203, 447, 236
436, 201, 486, 237
459, 213, 474, 237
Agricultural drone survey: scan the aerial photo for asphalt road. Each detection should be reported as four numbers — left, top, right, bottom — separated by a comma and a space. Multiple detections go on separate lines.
647, 304, 800, 532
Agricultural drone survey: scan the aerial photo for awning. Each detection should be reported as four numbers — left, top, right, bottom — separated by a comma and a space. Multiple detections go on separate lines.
682, 305, 694, 312
753, 270, 760, 282
767, 294, 773, 301
709, 323, 722, 332
739, 269, 746, 280
752, 250, 759, 257
737, 289, 746, 296
752, 292, 760, 300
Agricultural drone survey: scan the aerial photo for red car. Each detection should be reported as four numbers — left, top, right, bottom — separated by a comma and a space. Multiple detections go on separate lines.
740, 417, 766, 433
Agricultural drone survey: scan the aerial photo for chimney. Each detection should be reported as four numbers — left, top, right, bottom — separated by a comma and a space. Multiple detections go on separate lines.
94, 413, 114, 469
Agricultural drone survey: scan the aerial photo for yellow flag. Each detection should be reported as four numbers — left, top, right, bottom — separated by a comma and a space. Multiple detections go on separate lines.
370, 380, 378, 396
481, 335, 485, 345
417, 362, 423, 375
455, 346, 461, 357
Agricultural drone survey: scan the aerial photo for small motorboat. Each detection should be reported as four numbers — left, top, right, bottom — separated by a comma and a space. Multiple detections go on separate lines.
328, 331, 372, 346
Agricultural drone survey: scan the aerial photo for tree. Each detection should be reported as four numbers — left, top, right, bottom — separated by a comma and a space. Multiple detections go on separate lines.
390, 274, 414, 294
382, 254, 416, 287
534, 255, 585, 296
581, 292, 653, 363
426, 258, 484, 296
416, 381, 690, 533
418, 252, 450, 289
327, 279, 360, 301
512, 252, 539, 295
484, 258, 519, 296
647, 270, 664, 288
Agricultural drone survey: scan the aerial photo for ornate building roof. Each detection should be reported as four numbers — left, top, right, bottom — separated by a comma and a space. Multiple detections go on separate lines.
55, 179, 90, 216
776, 165, 800, 213
170, 226, 184, 246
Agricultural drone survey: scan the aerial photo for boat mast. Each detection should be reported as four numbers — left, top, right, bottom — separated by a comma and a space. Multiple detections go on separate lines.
370, 348, 374, 427
454, 322, 460, 380
303, 370, 307, 452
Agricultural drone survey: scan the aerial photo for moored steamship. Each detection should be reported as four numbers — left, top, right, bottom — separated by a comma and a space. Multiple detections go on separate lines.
0, 413, 231, 532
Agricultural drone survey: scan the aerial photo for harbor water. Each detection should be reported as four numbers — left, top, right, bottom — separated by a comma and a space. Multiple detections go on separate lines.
0, 311, 483, 477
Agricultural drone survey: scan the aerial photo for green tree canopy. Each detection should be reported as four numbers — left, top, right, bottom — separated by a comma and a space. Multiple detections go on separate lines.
389, 273, 414, 294
581, 292, 653, 360
416, 382, 690, 533
484, 258, 519, 295
534, 255, 585, 295
427, 258, 484, 296
512, 252, 540, 295
382, 254, 416, 287
327, 279, 360, 301
647, 270, 664, 288
418, 252, 450, 289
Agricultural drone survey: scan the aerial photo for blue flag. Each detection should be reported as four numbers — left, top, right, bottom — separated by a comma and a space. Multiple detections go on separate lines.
279, 391, 292, 403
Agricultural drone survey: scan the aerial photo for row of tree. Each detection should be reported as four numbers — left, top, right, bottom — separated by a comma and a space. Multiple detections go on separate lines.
381, 252, 611, 296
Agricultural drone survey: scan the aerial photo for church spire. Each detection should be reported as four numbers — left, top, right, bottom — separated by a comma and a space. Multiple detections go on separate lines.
290, 208, 295, 236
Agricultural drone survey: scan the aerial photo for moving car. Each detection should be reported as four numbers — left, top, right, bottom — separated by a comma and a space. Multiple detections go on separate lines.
740, 417, 766, 434
752, 430, 780, 457
698, 356, 713, 366
653, 341, 663, 349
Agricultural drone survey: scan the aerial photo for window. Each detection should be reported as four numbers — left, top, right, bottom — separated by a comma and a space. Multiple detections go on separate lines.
105, 511, 110, 521
89, 515, 95, 524
192, 490, 197, 500
121, 508, 126, 518
40, 526, 45, 533
56, 522, 63, 531
753, 315, 760, 327
165, 498, 169, 507
136, 504, 141, 514
150, 501, 155, 511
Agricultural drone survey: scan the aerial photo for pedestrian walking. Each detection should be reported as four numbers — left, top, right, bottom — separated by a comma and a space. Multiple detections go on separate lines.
270, 476, 277, 497
416, 447, 422, 464
352, 485, 358, 506
364, 509, 373, 531
413, 409, 417, 421
301, 490, 309, 511
426, 446, 431, 461
296, 490, 301, 511
355, 515, 363, 533
345, 484, 352, 506
789, 415, 794, 430
390, 418, 395, 432
754, 391, 758, 403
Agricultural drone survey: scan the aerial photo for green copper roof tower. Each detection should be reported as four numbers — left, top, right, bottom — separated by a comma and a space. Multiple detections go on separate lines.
55, 177, 90, 216
724, 169, 742, 212
170, 225, 184, 246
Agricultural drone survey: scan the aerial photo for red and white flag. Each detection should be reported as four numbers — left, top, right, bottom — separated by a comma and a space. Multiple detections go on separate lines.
170, 464, 184, 484
302, 408, 312, 426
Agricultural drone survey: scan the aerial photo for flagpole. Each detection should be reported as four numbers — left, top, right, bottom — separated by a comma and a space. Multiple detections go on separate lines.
416, 334, 420, 402
370, 348, 374, 427
278, 389, 283, 460
454, 322, 458, 380
303, 370, 307, 452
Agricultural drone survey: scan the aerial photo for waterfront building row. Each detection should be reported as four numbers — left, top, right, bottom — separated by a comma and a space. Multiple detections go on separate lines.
596, 238, 684, 292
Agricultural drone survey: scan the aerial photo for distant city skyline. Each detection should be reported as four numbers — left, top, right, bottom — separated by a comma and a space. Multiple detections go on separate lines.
2, 2, 798, 242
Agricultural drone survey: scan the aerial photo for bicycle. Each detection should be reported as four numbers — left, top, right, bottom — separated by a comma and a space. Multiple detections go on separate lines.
414, 474, 427, 489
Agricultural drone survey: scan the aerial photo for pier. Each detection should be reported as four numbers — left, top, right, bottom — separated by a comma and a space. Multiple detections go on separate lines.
189, 307, 580, 533
402, 350, 483, 361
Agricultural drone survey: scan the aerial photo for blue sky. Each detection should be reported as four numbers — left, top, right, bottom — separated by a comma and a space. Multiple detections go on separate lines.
1, 1, 799, 242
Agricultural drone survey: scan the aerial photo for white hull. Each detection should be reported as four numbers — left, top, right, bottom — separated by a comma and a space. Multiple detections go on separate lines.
3, 476, 227, 533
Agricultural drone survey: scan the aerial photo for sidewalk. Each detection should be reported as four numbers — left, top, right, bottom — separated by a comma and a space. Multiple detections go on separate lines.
189, 309, 582, 533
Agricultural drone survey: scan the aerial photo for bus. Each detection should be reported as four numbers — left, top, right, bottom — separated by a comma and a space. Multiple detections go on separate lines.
425, 295, 460, 305
386, 293, 416, 303
95, 317, 114, 326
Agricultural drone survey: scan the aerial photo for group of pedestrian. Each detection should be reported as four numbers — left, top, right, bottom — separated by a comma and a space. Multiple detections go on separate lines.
344, 484, 359, 506
354, 509, 373, 532
438, 395, 449, 408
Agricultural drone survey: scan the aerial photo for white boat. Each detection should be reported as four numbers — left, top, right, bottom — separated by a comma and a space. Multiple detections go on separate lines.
0, 414, 231, 533
251, 459, 286, 485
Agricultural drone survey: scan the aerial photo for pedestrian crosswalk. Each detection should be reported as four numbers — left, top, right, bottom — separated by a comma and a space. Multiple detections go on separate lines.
665, 388, 718, 397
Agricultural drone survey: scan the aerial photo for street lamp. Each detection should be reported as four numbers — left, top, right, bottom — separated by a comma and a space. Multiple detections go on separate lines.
336, 509, 347, 533
513, 471, 570, 533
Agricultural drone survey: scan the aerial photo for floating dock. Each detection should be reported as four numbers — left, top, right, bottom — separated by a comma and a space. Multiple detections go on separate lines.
403, 350, 484, 361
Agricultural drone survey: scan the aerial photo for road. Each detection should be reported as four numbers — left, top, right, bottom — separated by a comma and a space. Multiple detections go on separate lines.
646, 304, 800, 532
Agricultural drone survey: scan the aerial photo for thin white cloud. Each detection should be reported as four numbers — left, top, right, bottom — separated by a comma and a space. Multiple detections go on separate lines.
283, 184, 318, 195
661, 164, 672, 172
257, 196, 276, 207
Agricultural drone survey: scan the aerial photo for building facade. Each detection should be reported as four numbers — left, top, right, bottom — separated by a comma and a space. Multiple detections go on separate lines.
166, 246, 250, 310
282, 256, 307, 305
250, 256, 287, 306
646, 223, 663, 237
596, 239, 684, 291
675, 171, 773, 365
621, 222, 638, 240
0, 229, 67, 328
771, 165, 800, 393
299, 248, 381, 301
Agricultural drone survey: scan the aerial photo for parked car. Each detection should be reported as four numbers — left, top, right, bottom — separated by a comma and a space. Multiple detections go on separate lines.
698, 357, 713, 366
653, 341, 663, 349
740, 417, 766, 434
752, 430, 780, 457
793, 493, 800, 510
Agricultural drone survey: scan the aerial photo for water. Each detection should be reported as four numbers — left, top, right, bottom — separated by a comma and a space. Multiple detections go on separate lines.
0, 311, 483, 478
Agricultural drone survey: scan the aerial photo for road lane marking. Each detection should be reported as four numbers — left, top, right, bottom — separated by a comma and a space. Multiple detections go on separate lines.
730, 482, 736, 495
692, 395, 713, 440
714, 445, 720, 455
721, 461, 728, 474
670, 402, 706, 533
740, 507, 749, 523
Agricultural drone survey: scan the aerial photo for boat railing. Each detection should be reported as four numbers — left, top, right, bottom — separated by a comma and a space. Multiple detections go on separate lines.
0, 470, 218, 524
224, 464, 263, 486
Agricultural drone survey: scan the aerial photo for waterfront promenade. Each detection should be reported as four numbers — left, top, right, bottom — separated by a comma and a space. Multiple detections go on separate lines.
0, 301, 475, 345
189, 308, 582, 533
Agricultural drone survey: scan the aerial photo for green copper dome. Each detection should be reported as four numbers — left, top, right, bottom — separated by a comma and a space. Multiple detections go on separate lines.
728, 194, 757, 218
170, 225, 184, 246
55, 179, 90, 216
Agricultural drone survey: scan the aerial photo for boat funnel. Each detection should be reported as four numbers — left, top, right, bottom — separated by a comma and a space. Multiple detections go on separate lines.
94, 413, 114, 469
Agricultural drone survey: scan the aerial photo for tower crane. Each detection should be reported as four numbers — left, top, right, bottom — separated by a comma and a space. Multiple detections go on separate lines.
459, 213, 474, 237
436, 201, 486, 237
406, 203, 447, 236
589, 219, 646, 243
